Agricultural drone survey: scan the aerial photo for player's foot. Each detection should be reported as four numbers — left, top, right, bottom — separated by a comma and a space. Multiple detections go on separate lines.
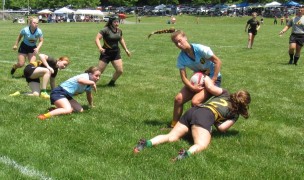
9, 91, 20, 97
107, 80, 116, 87
288, 59, 293, 64
37, 114, 47, 120
172, 149, 189, 161
133, 139, 147, 153
40, 92, 50, 99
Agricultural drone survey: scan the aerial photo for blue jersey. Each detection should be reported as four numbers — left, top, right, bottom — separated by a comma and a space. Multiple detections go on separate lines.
176, 43, 221, 78
60, 73, 92, 97
20, 26, 43, 46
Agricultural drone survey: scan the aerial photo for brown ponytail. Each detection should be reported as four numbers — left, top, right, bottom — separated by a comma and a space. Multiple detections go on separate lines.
148, 27, 176, 38
229, 90, 251, 119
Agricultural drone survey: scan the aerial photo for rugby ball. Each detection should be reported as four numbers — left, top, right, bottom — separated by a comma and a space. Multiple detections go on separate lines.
190, 72, 205, 86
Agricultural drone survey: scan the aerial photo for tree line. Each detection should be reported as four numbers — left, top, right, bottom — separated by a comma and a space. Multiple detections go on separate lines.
1, 0, 292, 10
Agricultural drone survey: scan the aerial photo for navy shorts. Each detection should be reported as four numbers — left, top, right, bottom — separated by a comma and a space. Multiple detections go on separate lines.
50, 86, 73, 105
179, 106, 215, 133
99, 49, 121, 63
18, 42, 36, 54
289, 34, 304, 46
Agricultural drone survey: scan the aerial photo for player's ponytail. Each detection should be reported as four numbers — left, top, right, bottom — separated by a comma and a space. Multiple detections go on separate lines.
229, 90, 251, 119
148, 28, 177, 38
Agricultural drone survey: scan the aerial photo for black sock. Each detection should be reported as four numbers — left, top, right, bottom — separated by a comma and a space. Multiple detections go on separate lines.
289, 53, 294, 64
294, 56, 300, 65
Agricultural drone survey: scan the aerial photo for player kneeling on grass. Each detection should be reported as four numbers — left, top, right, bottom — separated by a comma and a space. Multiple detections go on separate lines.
37, 66, 101, 120
134, 89, 251, 161
9, 54, 70, 98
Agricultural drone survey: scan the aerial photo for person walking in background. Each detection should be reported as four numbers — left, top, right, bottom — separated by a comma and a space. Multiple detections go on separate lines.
274, 16, 278, 25
245, 12, 260, 49
170, 30, 222, 128
285, 14, 289, 25
134, 90, 251, 161
280, 16, 284, 25
11, 16, 43, 77
37, 66, 101, 120
95, 16, 131, 87
279, 7, 304, 65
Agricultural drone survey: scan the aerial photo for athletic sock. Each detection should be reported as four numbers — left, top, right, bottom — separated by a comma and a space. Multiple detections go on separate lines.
294, 56, 299, 65
289, 53, 294, 64
170, 120, 178, 128
43, 112, 51, 118
186, 150, 192, 157
146, 140, 153, 148
41, 89, 47, 93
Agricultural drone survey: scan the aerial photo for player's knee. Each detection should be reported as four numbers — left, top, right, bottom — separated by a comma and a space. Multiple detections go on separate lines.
174, 94, 183, 105
116, 69, 123, 75
191, 99, 201, 106
64, 107, 73, 114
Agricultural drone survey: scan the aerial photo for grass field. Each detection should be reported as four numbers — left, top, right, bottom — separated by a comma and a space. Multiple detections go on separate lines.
0, 15, 303, 179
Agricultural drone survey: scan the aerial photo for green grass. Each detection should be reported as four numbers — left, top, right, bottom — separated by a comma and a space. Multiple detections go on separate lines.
0, 15, 303, 179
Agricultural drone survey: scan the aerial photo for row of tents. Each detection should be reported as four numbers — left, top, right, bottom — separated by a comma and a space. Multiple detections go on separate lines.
236, 1, 301, 7
37, 7, 104, 17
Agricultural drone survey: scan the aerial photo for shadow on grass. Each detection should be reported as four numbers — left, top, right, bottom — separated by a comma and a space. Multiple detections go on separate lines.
144, 119, 168, 126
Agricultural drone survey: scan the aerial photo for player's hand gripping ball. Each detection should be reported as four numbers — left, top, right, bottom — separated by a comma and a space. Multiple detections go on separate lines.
190, 72, 205, 86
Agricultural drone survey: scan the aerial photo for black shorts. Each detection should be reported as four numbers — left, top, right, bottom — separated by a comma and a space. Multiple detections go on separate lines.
99, 49, 121, 64
24, 64, 40, 83
248, 29, 257, 36
289, 34, 304, 46
50, 86, 73, 105
18, 42, 36, 54
179, 106, 215, 133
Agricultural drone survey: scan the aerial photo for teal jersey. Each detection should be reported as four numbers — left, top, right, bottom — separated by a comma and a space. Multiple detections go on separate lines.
60, 73, 91, 97
176, 43, 221, 78
20, 26, 43, 46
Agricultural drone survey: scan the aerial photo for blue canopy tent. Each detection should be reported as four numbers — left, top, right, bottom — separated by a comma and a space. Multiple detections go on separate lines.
284, 1, 301, 7
237, 2, 249, 7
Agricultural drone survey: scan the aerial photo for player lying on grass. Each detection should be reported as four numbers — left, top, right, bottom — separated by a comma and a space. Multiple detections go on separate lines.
9, 54, 70, 98
134, 89, 251, 161
37, 66, 101, 120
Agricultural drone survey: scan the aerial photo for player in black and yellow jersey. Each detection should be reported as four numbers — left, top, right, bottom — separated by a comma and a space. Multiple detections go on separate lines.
95, 16, 131, 86
134, 89, 251, 161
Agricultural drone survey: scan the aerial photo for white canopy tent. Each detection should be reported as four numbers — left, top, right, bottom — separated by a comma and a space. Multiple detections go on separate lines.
54, 7, 75, 14
74, 9, 104, 16
265, 1, 282, 7
37, 9, 53, 14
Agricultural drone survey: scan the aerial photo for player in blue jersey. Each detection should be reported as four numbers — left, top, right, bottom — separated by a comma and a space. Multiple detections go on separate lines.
279, 7, 304, 65
37, 66, 101, 120
11, 16, 44, 76
134, 89, 251, 161
95, 16, 131, 87
170, 30, 222, 128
